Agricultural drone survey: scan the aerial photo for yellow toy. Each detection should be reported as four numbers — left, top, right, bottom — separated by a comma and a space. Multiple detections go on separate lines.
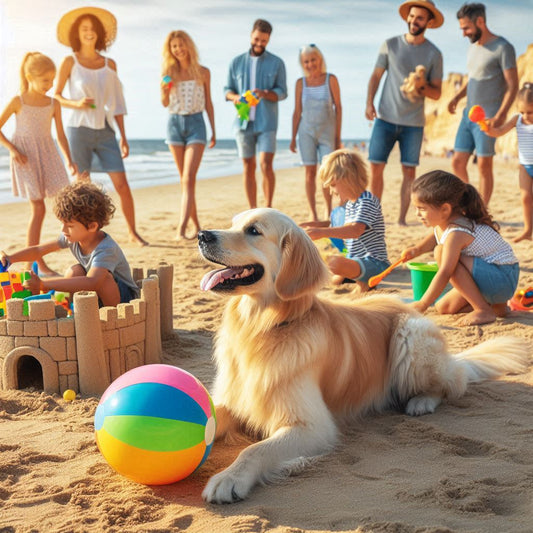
400, 65, 426, 103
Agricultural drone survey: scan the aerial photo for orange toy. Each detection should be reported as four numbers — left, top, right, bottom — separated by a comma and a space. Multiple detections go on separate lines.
508, 287, 533, 312
468, 105, 489, 132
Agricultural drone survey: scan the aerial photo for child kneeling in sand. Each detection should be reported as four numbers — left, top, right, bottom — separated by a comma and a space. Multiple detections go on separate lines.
1, 182, 139, 307
402, 170, 519, 326
302, 148, 390, 292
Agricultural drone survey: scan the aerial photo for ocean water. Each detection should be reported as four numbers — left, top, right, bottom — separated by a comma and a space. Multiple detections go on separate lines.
0, 138, 366, 205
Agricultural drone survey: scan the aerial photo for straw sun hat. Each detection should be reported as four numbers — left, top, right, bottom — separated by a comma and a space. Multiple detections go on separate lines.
398, 0, 444, 29
57, 7, 117, 48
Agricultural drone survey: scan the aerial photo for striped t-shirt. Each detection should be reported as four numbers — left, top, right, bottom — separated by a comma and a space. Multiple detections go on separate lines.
344, 191, 388, 262
516, 114, 533, 165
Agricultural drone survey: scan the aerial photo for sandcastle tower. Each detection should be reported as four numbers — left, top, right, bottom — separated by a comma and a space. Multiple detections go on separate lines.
0, 264, 174, 396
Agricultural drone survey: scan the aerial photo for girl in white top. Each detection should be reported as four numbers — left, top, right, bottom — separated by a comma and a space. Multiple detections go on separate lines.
54, 7, 147, 246
161, 30, 215, 240
290, 45, 342, 221
0, 52, 76, 275
486, 82, 533, 242
402, 170, 519, 326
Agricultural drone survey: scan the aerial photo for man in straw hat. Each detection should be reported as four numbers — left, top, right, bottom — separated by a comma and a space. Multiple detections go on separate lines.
447, 3, 518, 206
55, 7, 147, 246
365, 0, 443, 225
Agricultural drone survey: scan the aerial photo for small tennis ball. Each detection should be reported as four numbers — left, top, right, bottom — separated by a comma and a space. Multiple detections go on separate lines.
63, 389, 76, 402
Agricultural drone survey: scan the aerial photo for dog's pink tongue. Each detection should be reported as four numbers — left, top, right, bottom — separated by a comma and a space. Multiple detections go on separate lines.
201, 267, 240, 291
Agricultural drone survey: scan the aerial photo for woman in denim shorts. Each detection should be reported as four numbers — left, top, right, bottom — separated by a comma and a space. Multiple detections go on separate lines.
161, 30, 216, 240
55, 7, 147, 245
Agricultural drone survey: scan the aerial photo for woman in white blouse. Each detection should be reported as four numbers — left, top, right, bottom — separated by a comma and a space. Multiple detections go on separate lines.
161, 30, 216, 240
55, 7, 147, 246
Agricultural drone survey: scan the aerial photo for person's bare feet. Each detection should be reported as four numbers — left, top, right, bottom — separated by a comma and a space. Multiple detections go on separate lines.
130, 232, 149, 246
512, 231, 532, 243
457, 309, 497, 326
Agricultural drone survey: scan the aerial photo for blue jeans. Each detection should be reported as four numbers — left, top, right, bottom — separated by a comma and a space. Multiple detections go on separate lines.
472, 258, 519, 304
454, 108, 496, 157
368, 118, 424, 166
166, 113, 207, 146
235, 122, 276, 159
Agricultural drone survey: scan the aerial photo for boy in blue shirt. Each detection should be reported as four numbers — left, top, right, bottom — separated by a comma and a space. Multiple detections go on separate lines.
1, 181, 139, 306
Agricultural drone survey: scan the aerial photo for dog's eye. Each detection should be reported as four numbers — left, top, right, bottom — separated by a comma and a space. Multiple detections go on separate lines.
246, 225, 262, 236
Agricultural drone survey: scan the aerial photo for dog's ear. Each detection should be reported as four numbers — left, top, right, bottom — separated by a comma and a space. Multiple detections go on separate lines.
275, 227, 329, 300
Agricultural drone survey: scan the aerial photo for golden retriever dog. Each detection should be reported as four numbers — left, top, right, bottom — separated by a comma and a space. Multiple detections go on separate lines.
197, 208, 528, 504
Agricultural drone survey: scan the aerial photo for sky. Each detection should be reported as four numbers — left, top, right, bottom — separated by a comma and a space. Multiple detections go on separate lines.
1, 0, 532, 140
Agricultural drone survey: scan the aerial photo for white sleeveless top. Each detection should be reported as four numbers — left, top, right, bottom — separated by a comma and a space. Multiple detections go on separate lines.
168, 80, 205, 115
516, 114, 533, 165
67, 55, 127, 130
434, 220, 517, 265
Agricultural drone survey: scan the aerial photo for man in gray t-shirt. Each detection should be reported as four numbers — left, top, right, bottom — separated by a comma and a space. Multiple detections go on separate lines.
448, 3, 518, 205
366, 0, 443, 225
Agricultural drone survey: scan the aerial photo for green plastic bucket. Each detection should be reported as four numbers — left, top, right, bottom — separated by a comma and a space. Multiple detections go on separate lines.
406, 262, 439, 301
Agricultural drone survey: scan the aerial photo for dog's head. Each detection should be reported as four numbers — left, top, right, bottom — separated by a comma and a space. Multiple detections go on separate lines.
198, 208, 329, 301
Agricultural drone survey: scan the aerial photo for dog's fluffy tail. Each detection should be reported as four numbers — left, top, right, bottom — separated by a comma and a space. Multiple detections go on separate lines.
454, 336, 529, 383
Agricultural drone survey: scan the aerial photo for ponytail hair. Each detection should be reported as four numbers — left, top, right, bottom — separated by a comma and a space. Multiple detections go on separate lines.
412, 170, 499, 231
517, 82, 533, 105
20, 52, 56, 93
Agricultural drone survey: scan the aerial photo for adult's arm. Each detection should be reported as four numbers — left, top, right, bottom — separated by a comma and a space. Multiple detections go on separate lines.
329, 74, 342, 148
448, 78, 468, 114
290, 78, 303, 152
365, 66, 385, 120
203, 67, 216, 148
54, 56, 93, 110
490, 67, 519, 127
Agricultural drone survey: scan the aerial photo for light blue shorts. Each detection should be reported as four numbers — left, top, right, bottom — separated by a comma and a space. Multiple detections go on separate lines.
523, 164, 533, 178
368, 118, 424, 167
472, 258, 519, 304
454, 108, 496, 157
297, 129, 334, 166
349, 255, 390, 284
166, 113, 206, 146
235, 123, 276, 159
67, 123, 125, 174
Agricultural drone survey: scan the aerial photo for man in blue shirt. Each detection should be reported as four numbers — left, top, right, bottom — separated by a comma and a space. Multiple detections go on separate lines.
225, 19, 287, 208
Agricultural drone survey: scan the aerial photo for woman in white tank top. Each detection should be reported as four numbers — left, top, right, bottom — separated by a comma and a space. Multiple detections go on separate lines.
290, 44, 342, 221
55, 7, 147, 246
161, 30, 216, 240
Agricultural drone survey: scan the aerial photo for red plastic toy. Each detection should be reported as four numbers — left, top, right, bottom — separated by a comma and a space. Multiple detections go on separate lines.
468, 105, 489, 132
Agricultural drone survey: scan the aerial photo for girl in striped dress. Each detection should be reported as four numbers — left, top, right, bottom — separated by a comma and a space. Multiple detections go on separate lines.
302, 149, 390, 293
486, 82, 533, 243
402, 170, 519, 326
0, 52, 77, 275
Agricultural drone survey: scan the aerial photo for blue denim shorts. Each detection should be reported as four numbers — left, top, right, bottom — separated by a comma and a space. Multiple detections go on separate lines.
368, 118, 424, 166
471, 258, 519, 304
298, 129, 334, 166
166, 113, 206, 146
523, 164, 533, 178
454, 108, 497, 157
235, 123, 276, 159
350, 255, 390, 283
67, 123, 125, 173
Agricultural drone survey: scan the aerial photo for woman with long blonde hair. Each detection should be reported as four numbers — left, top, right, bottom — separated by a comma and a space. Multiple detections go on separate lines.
161, 30, 216, 240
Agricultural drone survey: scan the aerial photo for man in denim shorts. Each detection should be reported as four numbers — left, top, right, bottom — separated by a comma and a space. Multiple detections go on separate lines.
448, 3, 518, 206
225, 19, 287, 208
365, 0, 443, 225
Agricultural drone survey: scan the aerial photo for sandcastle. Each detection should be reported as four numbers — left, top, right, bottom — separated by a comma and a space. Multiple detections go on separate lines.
0, 264, 173, 396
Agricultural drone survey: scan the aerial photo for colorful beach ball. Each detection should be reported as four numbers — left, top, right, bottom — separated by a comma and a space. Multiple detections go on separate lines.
94, 364, 216, 485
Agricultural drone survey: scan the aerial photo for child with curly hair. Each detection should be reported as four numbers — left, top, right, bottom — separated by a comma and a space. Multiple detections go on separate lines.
1, 181, 139, 306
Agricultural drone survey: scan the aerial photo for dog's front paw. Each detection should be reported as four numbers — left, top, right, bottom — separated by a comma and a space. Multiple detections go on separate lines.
202, 468, 255, 504
405, 395, 441, 416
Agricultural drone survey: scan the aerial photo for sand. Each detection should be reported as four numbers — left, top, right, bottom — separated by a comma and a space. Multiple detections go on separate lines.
1, 153, 532, 533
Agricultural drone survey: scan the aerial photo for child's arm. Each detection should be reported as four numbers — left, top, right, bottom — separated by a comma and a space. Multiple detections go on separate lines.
26, 266, 111, 295
401, 231, 437, 261
412, 231, 470, 312
306, 221, 365, 241
485, 114, 519, 137
52, 99, 77, 176
0, 97, 27, 164
300, 220, 330, 229
2, 240, 61, 267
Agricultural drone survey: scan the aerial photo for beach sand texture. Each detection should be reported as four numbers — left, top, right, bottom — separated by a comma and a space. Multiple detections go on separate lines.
1, 154, 532, 533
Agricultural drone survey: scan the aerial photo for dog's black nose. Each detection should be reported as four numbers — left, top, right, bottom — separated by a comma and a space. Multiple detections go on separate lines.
198, 230, 216, 244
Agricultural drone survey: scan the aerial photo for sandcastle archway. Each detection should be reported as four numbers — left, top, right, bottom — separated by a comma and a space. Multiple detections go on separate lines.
3, 347, 59, 393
